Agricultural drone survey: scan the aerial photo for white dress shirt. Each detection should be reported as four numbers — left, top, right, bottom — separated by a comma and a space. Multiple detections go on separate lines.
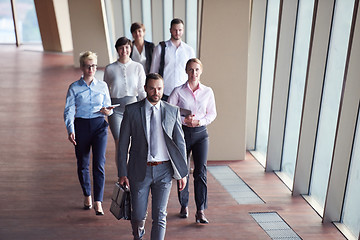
104, 59, 146, 100
145, 99, 170, 162
168, 82, 217, 126
150, 40, 195, 96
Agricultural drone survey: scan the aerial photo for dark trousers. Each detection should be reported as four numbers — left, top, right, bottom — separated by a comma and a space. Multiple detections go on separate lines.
178, 125, 209, 211
74, 117, 108, 202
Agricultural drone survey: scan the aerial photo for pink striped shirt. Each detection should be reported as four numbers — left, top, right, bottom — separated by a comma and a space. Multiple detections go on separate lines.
168, 82, 217, 126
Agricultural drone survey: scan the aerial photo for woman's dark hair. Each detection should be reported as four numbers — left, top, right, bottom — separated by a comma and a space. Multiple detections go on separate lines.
115, 37, 132, 50
130, 22, 145, 34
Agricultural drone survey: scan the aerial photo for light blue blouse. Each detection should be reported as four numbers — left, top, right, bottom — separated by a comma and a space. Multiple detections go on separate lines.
64, 77, 112, 134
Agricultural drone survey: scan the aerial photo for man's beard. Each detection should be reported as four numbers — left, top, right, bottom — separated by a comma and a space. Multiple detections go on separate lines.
148, 94, 161, 103
171, 34, 181, 41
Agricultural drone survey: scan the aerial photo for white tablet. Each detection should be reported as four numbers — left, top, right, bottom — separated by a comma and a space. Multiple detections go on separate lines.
108, 104, 120, 108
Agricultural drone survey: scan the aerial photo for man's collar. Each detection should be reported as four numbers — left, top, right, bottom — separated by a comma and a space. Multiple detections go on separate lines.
145, 98, 161, 110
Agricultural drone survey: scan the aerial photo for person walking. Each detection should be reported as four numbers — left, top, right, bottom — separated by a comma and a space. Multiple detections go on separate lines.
168, 58, 217, 223
150, 18, 195, 101
130, 22, 155, 74
64, 51, 114, 215
104, 37, 146, 165
117, 73, 188, 240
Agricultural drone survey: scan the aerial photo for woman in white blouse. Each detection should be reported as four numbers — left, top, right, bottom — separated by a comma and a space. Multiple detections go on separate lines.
168, 58, 217, 224
129, 22, 155, 74
104, 37, 146, 163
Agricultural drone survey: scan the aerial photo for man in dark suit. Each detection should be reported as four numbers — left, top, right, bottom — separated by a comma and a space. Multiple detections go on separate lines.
118, 73, 188, 240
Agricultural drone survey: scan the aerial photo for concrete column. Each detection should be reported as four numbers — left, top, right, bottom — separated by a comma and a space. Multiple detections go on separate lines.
199, 0, 250, 160
34, 0, 73, 52
68, 0, 112, 67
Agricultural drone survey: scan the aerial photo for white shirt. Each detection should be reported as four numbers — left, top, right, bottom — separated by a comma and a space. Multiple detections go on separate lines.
131, 45, 147, 72
103, 59, 146, 100
168, 82, 217, 126
145, 99, 170, 162
150, 40, 195, 96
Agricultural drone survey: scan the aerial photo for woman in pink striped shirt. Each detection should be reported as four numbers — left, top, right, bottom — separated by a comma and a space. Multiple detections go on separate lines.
168, 58, 217, 224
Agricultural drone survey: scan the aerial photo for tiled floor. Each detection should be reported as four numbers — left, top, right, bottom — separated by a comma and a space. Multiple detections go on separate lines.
0, 45, 346, 240
208, 166, 264, 205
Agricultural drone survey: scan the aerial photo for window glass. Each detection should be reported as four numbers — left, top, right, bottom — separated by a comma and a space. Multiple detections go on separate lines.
163, 0, 173, 40
281, 0, 314, 182
104, 0, 117, 60
186, 0, 197, 54
16, 0, 41, 43
309, 0, 355, 210
342, 104, 360, 237
0, 0, 15, 43
255, 0, 280, 160
122, 0, 132, 39
142, 0, 152, 42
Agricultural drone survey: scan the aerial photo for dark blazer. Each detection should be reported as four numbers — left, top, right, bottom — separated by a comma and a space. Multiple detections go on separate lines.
130, 41, 155, 74
117, 99, 187, 181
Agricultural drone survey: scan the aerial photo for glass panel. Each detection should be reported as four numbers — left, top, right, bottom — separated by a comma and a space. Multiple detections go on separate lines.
186, 0, 197, 55
255, 0, 281, 160
163, 0, 173, 40
309, 0, 355, 210
104, 0, 117, 60
0, 0, 15, 43
281, 0, 314, 181
142, 0, 152, 42
16, 0, 41, 43
342, 105, 360, 237
122, 0, 132, 39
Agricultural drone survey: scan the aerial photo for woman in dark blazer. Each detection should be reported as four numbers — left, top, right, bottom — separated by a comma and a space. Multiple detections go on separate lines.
129, 22, 155, 74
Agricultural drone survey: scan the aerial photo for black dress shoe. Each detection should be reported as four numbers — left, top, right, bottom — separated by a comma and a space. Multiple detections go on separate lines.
94, 203, 104, 216
94, 208, 104, 216
195, 210, 209, 224
83, 196, 92, 210
179, 206, 188, 218
83, 204, 92, 210
95, 210, 104, 216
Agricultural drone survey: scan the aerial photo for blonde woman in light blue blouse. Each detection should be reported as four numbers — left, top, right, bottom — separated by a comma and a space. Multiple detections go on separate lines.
64, 51, 114, 216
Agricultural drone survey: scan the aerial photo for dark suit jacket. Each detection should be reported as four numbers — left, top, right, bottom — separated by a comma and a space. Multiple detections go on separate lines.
117, 99, 187, 181
130, 41, 155, 74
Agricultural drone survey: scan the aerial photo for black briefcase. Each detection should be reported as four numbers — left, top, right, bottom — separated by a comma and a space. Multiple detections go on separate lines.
110, 182, 131, 220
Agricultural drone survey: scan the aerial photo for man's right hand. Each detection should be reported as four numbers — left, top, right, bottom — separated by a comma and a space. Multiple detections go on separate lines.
119, 176, 130, 189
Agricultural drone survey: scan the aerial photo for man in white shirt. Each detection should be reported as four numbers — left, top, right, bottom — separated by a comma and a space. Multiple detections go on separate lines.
150, 18, 195, 101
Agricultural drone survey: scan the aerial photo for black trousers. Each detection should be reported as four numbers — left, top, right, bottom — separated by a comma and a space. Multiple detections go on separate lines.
74, 117, 108, 202
177, 125, 209, 211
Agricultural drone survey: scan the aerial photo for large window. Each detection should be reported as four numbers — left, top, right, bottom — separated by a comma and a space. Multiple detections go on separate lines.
16, 0, 40, 43
255, 0, 280, 163
186, 0, 198, 54
122, 0, 132, 40
163, 0, 173, 40
281, 0, 314, 182
342, 103, 360, 237
0, 0, 41, 44
142, 0, 152, 42
0, 0, 15, 43
309, 0, 355, 210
